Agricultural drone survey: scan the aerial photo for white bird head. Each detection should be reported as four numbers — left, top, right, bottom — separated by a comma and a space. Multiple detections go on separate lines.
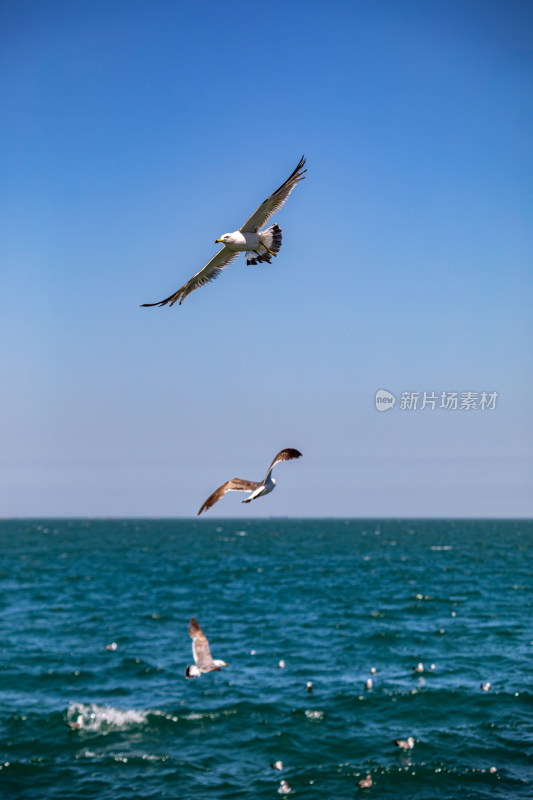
213, 659, 227, 668
215, 233, 234, 244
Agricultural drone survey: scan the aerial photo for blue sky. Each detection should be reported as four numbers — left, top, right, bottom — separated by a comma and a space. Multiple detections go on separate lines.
1, 0, 531, 517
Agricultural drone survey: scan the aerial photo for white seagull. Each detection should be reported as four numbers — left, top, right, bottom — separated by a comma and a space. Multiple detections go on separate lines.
185, 617, 227, 678
394, 736, 415, 750
142, 156, 306, 307
197, 448, 302, 515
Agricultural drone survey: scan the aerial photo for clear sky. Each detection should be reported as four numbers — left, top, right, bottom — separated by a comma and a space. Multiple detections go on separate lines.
1, 0, 531, 517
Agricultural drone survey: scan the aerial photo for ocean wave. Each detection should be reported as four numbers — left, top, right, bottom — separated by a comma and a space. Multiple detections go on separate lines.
65, 702, 244, 734
66, 702, 151, 733
76, 748, 170, 765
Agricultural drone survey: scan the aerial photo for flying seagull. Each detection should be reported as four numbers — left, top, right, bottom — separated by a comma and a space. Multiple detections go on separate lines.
185, 617, 227, 678
197, 448, 302, 515
141, 156, 306, 307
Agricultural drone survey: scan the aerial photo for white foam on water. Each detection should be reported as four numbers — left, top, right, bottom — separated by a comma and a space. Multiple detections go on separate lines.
182, 709, 237, 722
66, 702, 149, 732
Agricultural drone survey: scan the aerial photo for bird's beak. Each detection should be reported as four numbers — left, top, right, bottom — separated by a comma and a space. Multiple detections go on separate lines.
215, 238, 223, 243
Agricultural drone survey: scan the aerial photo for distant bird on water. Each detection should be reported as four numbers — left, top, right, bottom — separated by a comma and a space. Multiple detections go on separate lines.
480, 681, 491, 692
142, 156, 306, 307
270, 761, 283, 771
394, 736, 415, 750
358, 774, 373, 788
278, 780, 291, 794
197, 448, 302, 514
185, 618, 227, 678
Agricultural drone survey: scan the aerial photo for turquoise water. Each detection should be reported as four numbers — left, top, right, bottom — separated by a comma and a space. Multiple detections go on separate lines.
0, 518, 531, 799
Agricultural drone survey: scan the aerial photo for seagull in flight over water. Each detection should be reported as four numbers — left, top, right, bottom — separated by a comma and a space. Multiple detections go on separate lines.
185, 617, 227, 678
141, 156, 306, 307
197, 448, 302, 515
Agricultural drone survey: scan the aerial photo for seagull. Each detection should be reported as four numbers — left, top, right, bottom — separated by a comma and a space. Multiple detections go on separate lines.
271, 761, 283, 771
365, 678, 373, 690
306, 681, 313, 692
185, 617, 227, 678
142, 156, 306, 307
278, 780, 291, 795
197, 448, 302, 515
480, 681, 491, 692
394, 737, 415, 750
358, 774, 373, 788
413, 662, 424, 673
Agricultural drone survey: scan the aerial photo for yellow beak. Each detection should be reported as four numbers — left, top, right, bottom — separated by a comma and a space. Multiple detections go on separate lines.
215, 238, 223, 243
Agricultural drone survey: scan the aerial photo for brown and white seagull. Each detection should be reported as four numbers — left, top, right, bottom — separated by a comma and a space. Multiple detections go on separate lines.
141, 156, 306, 307
185, 617, 227, 679
197, 448, 302, 515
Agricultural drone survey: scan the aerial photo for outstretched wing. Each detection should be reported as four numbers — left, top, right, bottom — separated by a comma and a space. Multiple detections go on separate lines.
141, 246, 239, 307
189, 617, 214, 669
239, 156, 306, 233
197, 478, 261, 515
264, 448, 302, 481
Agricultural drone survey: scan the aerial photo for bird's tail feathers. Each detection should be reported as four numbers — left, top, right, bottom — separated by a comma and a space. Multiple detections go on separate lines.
261, 223, 282, 254
185, 664, 201, 678
246, 224, 282, 266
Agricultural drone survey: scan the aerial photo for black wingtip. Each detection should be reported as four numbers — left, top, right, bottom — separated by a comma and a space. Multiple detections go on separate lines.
294, 155, 306, 174
287, 448, 303, 459
140, 290, 178, 308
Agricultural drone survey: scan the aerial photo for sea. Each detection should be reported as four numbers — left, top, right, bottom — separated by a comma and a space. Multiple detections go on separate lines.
0, 518, 531, 799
